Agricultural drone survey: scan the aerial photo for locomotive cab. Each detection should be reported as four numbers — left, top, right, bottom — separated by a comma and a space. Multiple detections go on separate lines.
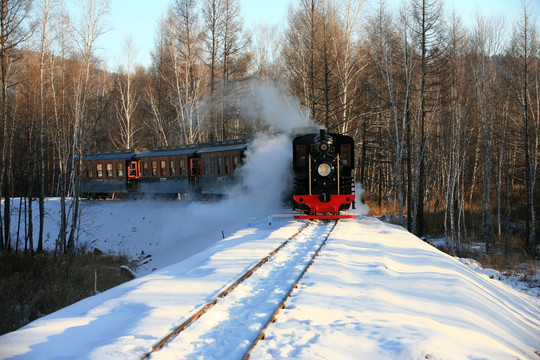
292, 129, 355, 219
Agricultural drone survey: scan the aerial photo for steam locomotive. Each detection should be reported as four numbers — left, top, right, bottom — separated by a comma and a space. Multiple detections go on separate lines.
292, 128, 355, 219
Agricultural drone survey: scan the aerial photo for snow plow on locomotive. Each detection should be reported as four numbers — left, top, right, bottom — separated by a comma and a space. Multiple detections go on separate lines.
292, 128, 355, 219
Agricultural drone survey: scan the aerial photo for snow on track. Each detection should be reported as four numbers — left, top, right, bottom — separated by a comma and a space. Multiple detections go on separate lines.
151, 221, 336, 359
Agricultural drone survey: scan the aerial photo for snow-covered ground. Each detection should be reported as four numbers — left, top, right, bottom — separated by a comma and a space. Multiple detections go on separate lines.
251, 217, 540, 360
0, 208, 538, 359
0, 132, 538, 359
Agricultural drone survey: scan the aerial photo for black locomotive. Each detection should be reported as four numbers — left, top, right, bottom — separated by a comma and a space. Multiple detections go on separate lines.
75, 139, 249, 199
292, 128, 355, 219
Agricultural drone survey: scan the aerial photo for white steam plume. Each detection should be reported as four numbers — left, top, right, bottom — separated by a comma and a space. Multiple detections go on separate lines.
239, 80, 315, 132
229, 133, 292, 209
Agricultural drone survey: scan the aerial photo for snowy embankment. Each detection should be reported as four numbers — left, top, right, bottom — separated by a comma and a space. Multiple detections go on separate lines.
252, 217, 540, 360
0, 211, 538, 360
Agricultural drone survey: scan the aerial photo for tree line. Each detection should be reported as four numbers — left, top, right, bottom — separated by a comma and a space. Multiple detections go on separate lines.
0, 0, 538, 257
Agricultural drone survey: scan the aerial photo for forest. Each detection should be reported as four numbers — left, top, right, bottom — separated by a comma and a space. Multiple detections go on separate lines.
1, 0, 539, 258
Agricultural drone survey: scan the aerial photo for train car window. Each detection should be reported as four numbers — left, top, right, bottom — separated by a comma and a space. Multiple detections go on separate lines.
87, 164, 94, 178
151, 161, 158, 176
170, 160, 176, 176
97, 163, 103, 178
203, 157, 210, 176
106, 163, 113, 178
210, 157, 216, 175
143, 161, 149, 176
190, 158, 201, 177
179, 159, 186, 176
296, 145, 307, 167
160, 160, 167, 176
225, 156, 231, 175
233, 155, 239, 171
217, 157, 223, 175
117, 163, 124, 177
341, 144, 351, 166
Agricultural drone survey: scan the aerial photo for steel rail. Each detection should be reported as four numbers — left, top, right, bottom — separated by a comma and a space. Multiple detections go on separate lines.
241, 219, 339, 360
140, 221, 311, 360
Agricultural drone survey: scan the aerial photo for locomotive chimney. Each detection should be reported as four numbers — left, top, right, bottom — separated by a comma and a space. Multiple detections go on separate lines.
320, 128, 328, 142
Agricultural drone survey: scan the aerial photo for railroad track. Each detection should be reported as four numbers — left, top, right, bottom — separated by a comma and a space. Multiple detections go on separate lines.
142, 219, 338, 360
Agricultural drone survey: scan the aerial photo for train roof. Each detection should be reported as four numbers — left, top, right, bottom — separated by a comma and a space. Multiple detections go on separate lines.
76, 150, 136, 161
76, 138, 251, 161
135, 147, 198, 158
133, 138, 250, 158
196, 142, 249, 154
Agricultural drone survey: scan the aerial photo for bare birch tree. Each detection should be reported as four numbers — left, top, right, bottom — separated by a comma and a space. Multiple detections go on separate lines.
470, 12, 506, 253
367, 0, 410, 224
443, 9, 470, 255
507, 0, 539, 253
284, 0, 324, 123
35, 0, 63, 252
44, 3, 71, 253
0, 0, 33, 251
145, 15, 171, 146
67, 0, 109, 252
169, 0, 204, 144
219, 0, 249, 138
201, 0, 224, 139
332, 0, 365, 134
409, 0, 447, 237
113, 36, 139, 149
250, 23, 283, 81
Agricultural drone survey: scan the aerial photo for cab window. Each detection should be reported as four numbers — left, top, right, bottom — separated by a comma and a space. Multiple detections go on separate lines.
341, 144, 351, 166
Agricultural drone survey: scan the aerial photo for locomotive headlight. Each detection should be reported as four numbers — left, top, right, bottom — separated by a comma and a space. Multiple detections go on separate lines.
317, 162, 332, 177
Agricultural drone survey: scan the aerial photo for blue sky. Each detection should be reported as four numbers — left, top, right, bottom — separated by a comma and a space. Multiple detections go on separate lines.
88, 0, 290, 69
84, 0, 538, 70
